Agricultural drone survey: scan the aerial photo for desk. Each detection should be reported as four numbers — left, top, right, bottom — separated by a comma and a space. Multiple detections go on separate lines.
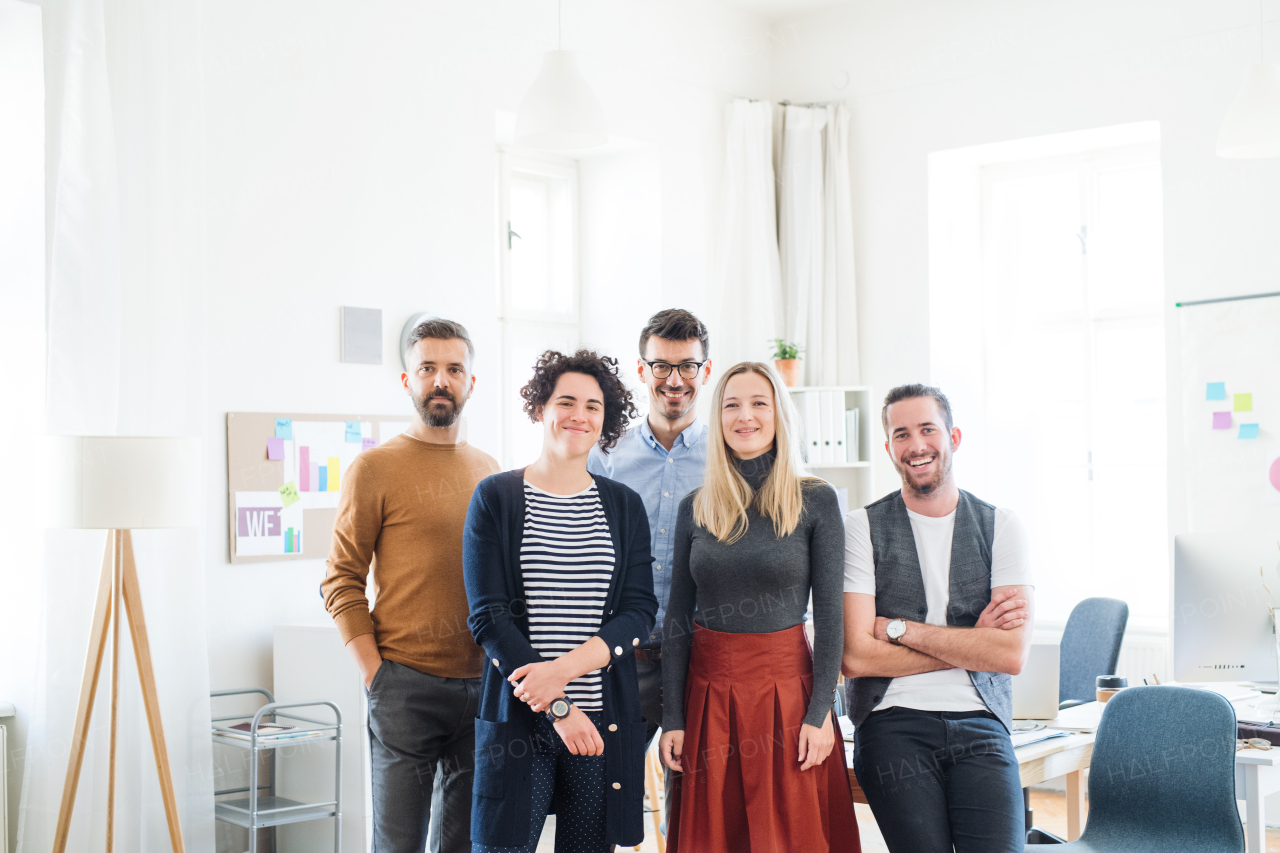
845, 732, 1096, 840
1235, 747, 1280, 853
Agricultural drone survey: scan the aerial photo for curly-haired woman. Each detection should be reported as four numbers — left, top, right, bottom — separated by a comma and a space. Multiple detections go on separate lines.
463, 349, 658, 853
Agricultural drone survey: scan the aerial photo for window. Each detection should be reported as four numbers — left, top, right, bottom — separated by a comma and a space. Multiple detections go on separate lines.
980, 144, 1167, 629
497, 151, 580, 467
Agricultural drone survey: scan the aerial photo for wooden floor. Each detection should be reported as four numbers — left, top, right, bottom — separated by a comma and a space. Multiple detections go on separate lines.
536, 788, 1280, 852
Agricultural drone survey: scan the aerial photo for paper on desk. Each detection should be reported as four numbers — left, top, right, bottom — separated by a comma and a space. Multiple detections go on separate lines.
1010, 729, 1070, 749
1047, 701, 1104, 732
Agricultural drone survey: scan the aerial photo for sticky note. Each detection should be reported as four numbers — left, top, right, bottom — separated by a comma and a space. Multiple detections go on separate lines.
362, 437, 376, 451
1235, 393, 1253, 412
1206, 382, 1227, 400
1213, 412, 1232, 429
345, 421, 362, 442
1239, 423, 1260, 439
267, 437, 285, 460
1269, 457, 1280, 492
275, 418, 293, 439
278, 481, 301, 507
328, 457, 340, 491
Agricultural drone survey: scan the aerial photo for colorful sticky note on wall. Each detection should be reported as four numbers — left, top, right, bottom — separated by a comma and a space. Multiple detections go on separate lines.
267, 437, 285, 460
345, 421, 362, 442
1213, 412, 1232, 429
1206, 382, 1227, 400
1239, 423, 1260, 439
1270, 457, 1280, 492
328, 457, 340, 491
1235, 393, 1253, 412
362, 437, 376, 451
275, 418, 293, 439
278, 480, 301, 507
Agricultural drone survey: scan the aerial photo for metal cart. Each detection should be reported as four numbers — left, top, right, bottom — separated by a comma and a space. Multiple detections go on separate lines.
211, 688, 342, 853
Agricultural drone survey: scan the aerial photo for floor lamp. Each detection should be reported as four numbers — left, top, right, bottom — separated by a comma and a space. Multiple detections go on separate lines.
47, 436, 201, 853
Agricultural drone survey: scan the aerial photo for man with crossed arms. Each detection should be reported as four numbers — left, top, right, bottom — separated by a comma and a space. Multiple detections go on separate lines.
843, 383, 1034, 853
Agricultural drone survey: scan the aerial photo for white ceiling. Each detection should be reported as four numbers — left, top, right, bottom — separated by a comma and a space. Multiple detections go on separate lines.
716, 0, 845, 20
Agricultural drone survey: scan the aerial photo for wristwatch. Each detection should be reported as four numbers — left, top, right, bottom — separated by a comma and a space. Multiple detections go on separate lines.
886, 619, 907, 645
546, 697, 573, 723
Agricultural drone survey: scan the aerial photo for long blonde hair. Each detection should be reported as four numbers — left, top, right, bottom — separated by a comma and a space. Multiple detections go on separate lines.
694, 361, 819, 543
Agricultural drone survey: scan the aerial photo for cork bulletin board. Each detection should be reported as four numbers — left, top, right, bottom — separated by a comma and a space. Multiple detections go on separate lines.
226, 412, 410, 564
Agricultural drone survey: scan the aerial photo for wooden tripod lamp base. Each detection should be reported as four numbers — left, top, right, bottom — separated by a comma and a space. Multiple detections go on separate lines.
52, 530, 185, 853
47, 436, 201, 853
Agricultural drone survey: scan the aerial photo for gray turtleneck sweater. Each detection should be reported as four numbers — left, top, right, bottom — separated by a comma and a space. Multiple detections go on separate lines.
662, 449, 845, 731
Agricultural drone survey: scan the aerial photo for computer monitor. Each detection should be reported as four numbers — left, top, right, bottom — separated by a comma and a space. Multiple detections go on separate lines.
1174, 532, 1280, 684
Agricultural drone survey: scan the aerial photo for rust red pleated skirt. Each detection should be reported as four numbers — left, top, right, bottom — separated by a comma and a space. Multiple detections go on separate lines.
667, 624, 861, 853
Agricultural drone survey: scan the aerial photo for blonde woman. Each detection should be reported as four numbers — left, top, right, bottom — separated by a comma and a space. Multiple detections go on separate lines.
659, 362, 860, 852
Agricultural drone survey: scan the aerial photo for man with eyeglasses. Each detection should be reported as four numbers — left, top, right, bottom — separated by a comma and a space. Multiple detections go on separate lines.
588, 309, 712, 771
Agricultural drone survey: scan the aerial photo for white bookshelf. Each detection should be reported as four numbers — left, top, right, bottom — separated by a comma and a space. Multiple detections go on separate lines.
787, 385, 875, 512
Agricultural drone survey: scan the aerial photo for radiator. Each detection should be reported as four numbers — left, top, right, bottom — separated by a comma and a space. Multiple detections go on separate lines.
1113, 632, 1169, 686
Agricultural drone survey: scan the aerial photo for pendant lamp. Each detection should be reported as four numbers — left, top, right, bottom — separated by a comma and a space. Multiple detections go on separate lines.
1217, 3, 1280, 158
514, 1, 607, 149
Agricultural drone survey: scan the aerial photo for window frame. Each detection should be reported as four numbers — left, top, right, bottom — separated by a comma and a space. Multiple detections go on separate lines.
496, 148, 582, 467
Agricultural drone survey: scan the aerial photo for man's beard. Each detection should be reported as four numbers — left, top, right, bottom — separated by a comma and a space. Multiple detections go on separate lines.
652, 384, 695, 421
416, 388, 466, 427
897, 447, 952, 498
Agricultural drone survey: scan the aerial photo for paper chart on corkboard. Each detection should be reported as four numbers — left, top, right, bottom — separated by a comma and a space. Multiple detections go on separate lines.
226, 412, 411, 564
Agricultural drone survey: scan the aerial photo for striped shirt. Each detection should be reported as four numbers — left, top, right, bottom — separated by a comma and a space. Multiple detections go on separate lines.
521, 480, 615, 710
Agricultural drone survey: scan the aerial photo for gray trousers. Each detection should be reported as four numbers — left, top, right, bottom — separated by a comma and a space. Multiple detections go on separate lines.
634, 656, 674, 827
367, 659, 481, 853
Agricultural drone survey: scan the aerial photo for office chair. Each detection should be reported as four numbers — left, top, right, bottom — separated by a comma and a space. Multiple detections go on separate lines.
1058, 597, 1130, 709
1027, 596, 1129, 844
1027, 686, 1244, 853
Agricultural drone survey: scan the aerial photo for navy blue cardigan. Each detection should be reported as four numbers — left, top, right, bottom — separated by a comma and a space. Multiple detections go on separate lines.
463, 468, 658, 849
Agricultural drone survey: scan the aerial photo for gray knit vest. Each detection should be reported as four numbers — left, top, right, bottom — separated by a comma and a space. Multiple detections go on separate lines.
845, 489, 1012, 733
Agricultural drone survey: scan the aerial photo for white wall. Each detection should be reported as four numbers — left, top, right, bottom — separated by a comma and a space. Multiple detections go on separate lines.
201, 0, 771, 723
768, 0, 1280, 536
0, 5, 44, 849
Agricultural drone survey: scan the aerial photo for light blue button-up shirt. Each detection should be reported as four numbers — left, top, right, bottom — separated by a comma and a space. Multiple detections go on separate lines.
588, 417, 708, 644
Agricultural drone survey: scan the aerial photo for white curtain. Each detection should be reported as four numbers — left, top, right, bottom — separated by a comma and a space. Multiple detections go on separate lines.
775, 103, 859, 386
19, 0, 214, 850
716, 100, 859, 384
714, 99, 784, 369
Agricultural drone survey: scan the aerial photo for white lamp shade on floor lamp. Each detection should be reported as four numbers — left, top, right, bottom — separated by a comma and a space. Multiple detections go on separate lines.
1217, 64, 1280, 158
47, 436, 201, 529
514, 50, 608, 150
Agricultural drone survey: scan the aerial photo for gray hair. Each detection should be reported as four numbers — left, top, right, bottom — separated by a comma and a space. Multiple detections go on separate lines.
881, 383, 954, 436
404, 317, 475, 366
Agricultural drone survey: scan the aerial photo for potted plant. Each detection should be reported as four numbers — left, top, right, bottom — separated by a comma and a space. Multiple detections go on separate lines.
769, 339, 804, 387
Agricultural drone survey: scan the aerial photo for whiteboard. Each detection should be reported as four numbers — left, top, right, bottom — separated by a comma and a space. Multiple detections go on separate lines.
1179, 296, 1280, 531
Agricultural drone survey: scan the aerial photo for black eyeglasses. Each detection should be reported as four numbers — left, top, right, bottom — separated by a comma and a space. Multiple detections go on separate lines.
642, 359, 707, 380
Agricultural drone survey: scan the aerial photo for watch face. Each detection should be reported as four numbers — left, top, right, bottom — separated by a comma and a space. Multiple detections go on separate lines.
550, 699, 570, 718
888, 620, 905, 638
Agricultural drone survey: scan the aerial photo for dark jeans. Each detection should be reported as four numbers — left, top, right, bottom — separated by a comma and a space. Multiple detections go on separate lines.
368, 659, 481, 853
472, 711, 609, 853
853, 706, 1023, 853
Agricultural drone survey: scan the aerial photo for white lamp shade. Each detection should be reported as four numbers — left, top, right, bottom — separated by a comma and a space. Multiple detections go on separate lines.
47, 436, 202, 529
1217, 63, 1280, 159
514, 50, 608, 149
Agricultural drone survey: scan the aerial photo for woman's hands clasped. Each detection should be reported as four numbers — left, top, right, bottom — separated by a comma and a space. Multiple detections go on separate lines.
553, 705, 605, 756
508, 660, 570, 714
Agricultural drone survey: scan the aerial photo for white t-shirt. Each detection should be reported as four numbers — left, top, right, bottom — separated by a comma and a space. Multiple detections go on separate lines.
843, 503, 1034, 714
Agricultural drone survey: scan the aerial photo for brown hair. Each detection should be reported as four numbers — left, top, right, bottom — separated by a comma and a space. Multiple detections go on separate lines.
520, 349, 638, 451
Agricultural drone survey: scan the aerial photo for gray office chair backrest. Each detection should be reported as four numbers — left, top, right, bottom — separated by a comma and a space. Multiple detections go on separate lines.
1059, 597, 1128, 705
1063, 686, 1244, 852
